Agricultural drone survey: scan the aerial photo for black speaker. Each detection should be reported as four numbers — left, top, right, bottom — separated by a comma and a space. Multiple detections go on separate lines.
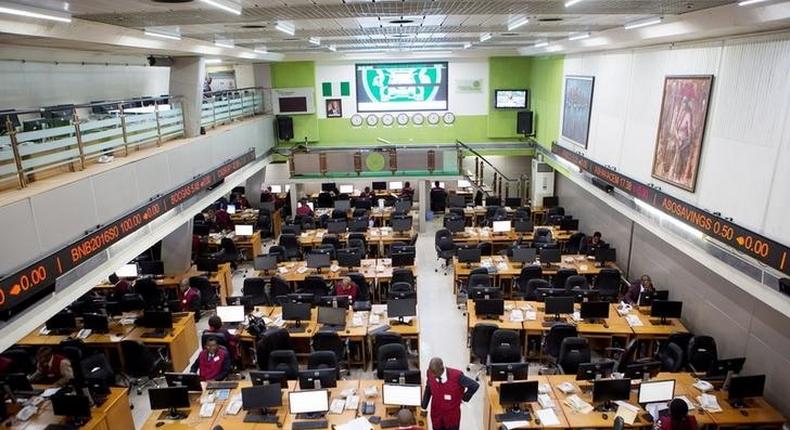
517, 111, 533, 135
780, 278, 790, 296
591, 177, 614, 193
276, 116, 294, 141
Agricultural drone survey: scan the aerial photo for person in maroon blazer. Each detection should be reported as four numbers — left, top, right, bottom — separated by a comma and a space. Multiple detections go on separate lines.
421, 357, 479, 430
190, 338, 231, 381
624, 274, 655, 305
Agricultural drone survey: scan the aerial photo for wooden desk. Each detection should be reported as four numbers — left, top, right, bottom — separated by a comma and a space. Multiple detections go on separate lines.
140, 392, 216, 430
11, 388, 133, 430
207, 232, 262, 259
484, 376, 568, 430
358, 380, 426, 430
94, 264, 232, 305
547, 374, 649, 428
282, 380, 360, 430
124, 313, 199, 372
213, 380, 294, 430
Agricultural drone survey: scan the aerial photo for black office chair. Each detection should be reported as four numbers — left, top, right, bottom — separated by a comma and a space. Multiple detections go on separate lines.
565, 233, 586, 254
488, 329, 522, 364
514, 207, 530, 220
1, 348, 36, 375
595, 268, 621, 302
656, 342, 684, 372
255, 328, 291, 369
281, 225, 299, 236
533, 227, 553, 244
190, 276, 218, 310
564, 275, 589, 291
317, 192, 334, 209
302, 275, 329, 299
120, 293, 147, 312
269, 275, 291, 306
215, 238, 244, 270
519, 278, 550, 301
391, 268, 415, 286
307, 351, 340, 378
81, 352, 115, 388
321, 234, 341, 250
469, 286, 503, 300
613, 416, 625, 430
120, 340, 168, 394
201, 331, 230, 349
468, 272, 491, 290
347, 272, 371, 311
388, 282, 416, 300
430, 188, 448, 213
376, 343, 409, 379
434, 229, 456, 275
542, 324, 578, 363
686, 336, 718, 373
135, 278, 164, 310
257, 213, 273, 239
610, 339, 640, 373
552, 269, 578, 289
312, 331, 347, 363
466, 323, 498, 380
313, 245, 336, 260
373, 332, 403, 365
477, 241, 493, 256
348, 231, 367, 249
278, 234, 302, 260
268, 350, 299, 380
243, 277, 267, 302
354, 198, 372, 210
517, 265, 543, 285
547, 207, 565, 217
663, 332, 693, 365
556, 337, 591, 375
268, 245, 286, 262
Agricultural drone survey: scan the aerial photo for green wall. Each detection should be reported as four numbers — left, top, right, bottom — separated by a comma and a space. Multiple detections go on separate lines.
526, 56, 564, 149
270, 61, 319, 144
487, 57, 531, 139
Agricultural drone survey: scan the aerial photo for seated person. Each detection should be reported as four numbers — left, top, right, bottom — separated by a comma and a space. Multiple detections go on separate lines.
190, 338, 231, 381
109, 273, 131, 299
397, 409, 422, 430
207, 315, 239, 359
334, 276, 358, 302
400, 181, 415, 199
181, 280, 201, 313
658, 398, 698, 430
296, 198, 314, 217
580, 231, 606, 254
363, 186, 376, 200
214, 207, 233, 231
430, 181, 447, 213
232, 194, 250, 210
261, 186, 274, 203
624, 274, 655, 305
31, 347, 73, 386
136, 277, 164, 309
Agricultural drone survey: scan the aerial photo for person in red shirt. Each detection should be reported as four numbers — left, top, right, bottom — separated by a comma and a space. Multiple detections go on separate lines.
296, 198, 313, 217
215, 207, 233, 231
333, 277, 358, 302
397, 408, 422, 430
400, 181, 415, 199
31, 348, 74, 386
421, 357, 479, 430
207, 315, 239, 360
659, 399, 698, 430
181, 281, 201, 313
109, 273, 131, 299
190, 339, 231, 381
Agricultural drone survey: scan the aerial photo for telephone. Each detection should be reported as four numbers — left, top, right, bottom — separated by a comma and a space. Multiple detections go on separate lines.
564, 395, 591, 413
361, 401, 376, 415
16, 405, 37, 421
226, 400, 243, 415
77, 329, 92, 339
693, 380, 714, 392
199, 402, 216, 418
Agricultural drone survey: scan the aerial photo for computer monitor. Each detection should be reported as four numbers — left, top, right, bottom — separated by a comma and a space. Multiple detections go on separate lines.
270, 185, 283, 194
226, 204, 237, 214
46, 311, 77, 333
51, 394, 92, 420
475, 299, 504, 318
216, 305, 246, 323
511, 247, 537, 265
321, 183, 336, 192
327, 220, 347, 234
250, 370, 288, 387
595, 247, 616, 264
235, 224, 254, 236
298, 369, 338, 389
391, 252, 415, 267
514, 220, 534, 233
706, 357, 746, 379
560, 218, 579, 231
227, 295, 256, 313
82, 313, 109, 333
457, 247, 482, 265
457, 179, 472, 188
306, 252, 331, 270
148, 386, 190, 418
348, 217, 369, 232
624, 361, 662, 380
539, 248, 561, 264
254, 254, 278, 271
592, 379, 631, 408
383, 384, 421, 407
448, 195, 466, 208
544, 296, 574, 320
580, 301, 610, 321
542, 196, 559, 208
388, 181, 403, 191
337, 250, 362, 269
728, 375, 765, 407
196, 257, 219, 272
638, 380, 675, 404
288, 389, 330, 414
382, 370, 421, 385
141, 311, 173, 330
505, 197, 522, 208
165, 372, 203, 392
339, 184, 354, 194
282, 302, 311, 326
650, 300, 683, 324
492, 220, 512, 233
391, 217, 413, 233
2, 373, 33, 393
317, 306, 347, 327
139, 260, 165, 276
372, 181, 387, 191
334, 200, 351, 211
116, 263, 138, 278
576, 361, 615, 381
387, 298, 417, 321
499, 381, 538, 407
242, 384, 283, 414
489, 363, 530, 382
638, 290, 669, 307
445, 217, 466, 233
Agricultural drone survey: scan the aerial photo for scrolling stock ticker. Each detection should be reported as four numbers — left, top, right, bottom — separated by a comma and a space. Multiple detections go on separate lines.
551, 144, 790, 277
0, 150, 256, 318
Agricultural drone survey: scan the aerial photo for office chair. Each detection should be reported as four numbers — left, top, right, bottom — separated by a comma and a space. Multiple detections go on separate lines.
307, 351, 341, 378
330, 209, 347, 220
663, 332, 693, 364
430, 188, 448, 213
547, 207, 565, 217
120, 340, 168, 394
514, 207, 531, 220
354, 199, 372, 210
515, 278, 548, 301
391, 268, 415, 286
373, 332, 403, 368
201, 331, 230, 349
484, 206, 500, 220
313, 245, 336, 260
556, 337, 591, 375
268, 350, 299, 380
190, 276, 218, 310
448, 207, 465, 218
352, 208, 369, 219
376, 343, 409, 379
388, 282, 416, 300
317, 192, 334, 208
533, 228, 554, 248
257, 212, 273, 239
552, 268, 578, 289
81, 352, 115, 388
347, 272, 371, 311
134, 279, 164, 310
278, 234, 302, 260
321, 234, 341, 250
566, 233, 586, 254
269, 276, 291, 306
686, 336, 718, 373
243, 277, 267, 301
303, 275, 330, 300
268, 245, 286, 262
435, 229, 456, 275
477, 241, 494, 256
312, 331, 347, 363
255, 328, 291, 369
347, 239, 366, 257
656, 342, 685, 372
595, 268, 622, 302
564, 275, 589, 291
613, 416, 625, 430
468, 272, 491, 290
281, 224, 299, 236
608, 339, 640, 373
0, 349, 36, 375
216, 238, 244, 270
348, 231, 367, 249
466, 323, 498, 380
542, 324, 578, 364
488, 329, 522, 364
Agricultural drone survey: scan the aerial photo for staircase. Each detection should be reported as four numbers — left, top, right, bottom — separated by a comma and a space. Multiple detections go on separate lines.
455, 140, 529, 203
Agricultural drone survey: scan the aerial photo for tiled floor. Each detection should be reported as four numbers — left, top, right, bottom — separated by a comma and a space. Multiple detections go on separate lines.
130, 217, 493, 429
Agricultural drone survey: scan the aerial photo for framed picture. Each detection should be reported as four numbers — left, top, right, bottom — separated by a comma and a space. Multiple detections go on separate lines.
325, 98, 342, 118
561, 76, 595, 148
651, 75, 713, 192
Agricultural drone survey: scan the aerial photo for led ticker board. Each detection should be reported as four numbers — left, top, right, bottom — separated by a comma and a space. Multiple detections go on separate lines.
0, 150, 256, 318
551, 143, 790, 276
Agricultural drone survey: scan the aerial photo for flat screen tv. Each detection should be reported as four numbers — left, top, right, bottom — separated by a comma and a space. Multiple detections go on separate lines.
494, 89, 528, 109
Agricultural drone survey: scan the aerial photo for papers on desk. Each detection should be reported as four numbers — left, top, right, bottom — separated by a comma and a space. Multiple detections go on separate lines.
625, 314, 643, 327
389, 316, 414, 324
119, 318, 137, 326
525, 310, 537, 321
335, 417, 373, 430
41, 388, 61, 398
329, 398, 346, 414
497, 262, 509, 271
352, 313, 367, 327
345, 395, 360, 410
557, 382, 576, 394
39, 327, 51, 335
697, 394, 722, 412
278, 266, 290, 274
614, 401, 639, 424
571, 311, 581, 322
536, 408, 561, 425
363, 385, 378, 398
509, 309, 524, 322
538, 384, 552, 395
564, 395, 593, 414
297, 266, 309, 274
501, 420, 530, 429
538, 394, 555, 409
371, 304, 387, 315
331, 264, 341, 272
616, 303, 633, 316
645, 402, 669, 421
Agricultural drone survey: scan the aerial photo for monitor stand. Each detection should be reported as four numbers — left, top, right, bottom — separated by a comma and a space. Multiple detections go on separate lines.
649, 317, 671, 326
391, 316, 411, 326
495, 404, 531, 422
287, 320, 306, 333
160, 407, 188, 420
594, 401, 617, 412
244, 408, 279, 423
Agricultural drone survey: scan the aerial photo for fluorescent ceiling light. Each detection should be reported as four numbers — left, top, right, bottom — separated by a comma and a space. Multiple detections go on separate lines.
565, 0, 586, 6
275, 21, 295, 36
145, 30, 181, 40
254, 46, 268, 54
205, 59, 222, 64
328, 44, 337, 52
215, 40, 234, 48
737, 0, 769, 4
507, 17, 529, 31
198, 0, 241, 15
534, 40, 549, 48
479, 32, 492, 42
308, 37, 321, 45
624, 16, 663, 30
634, 199, 704, 240
463, 42, 472, 49
568, 32, 591, 41
0, 2, 72, 22
546, 45, 564, 52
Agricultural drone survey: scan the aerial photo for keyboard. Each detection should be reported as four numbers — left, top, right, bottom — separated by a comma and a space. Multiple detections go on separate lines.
320, 325, 346, 332
141, 331, 168, 338
495, 411, 531, 422
287, 326, 306, 333
14, 389, 44, 398
243, 414, 279, 424
206, 381, 239, 390
380, 418, 400, 428
291, 419, 328, 429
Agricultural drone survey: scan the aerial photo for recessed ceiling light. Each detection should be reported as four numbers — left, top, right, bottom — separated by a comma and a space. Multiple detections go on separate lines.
215, 40, 234, 48
240, 24, 265, 29
463, 42, 473, 49
568, 32, 591, 41
479, 32, 492, 42
275, 21, 295, 36
0, 2, 72, 22
205, 59, 222, 64
507, 17, 529, 31
538, 17, 564, 22
254, 46, 267, 54
624, 16, 663, 30
534, 40, 549, 48
388, 33, 415, 39
500, 32, 520, 37
309, 37, 321, 45
388, 18, 415, 25
737, 0, 769, 5
198, 0, 242, 15
546, 45, 564, 52
564, 0, 586, 6
328, 45, 337, 52
145, 30, 182, 40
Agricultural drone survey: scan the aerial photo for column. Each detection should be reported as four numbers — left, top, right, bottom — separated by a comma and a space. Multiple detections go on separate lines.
169, 57, 205, 138
245, 166, 266, 208
417, 179, 427, 234
161, 220, 193, 276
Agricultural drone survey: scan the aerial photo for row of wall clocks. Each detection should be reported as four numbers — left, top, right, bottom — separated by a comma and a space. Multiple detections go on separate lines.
350, 112, 456, 127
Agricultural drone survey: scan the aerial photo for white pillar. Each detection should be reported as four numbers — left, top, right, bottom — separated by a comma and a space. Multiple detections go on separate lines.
246, 166, 266, 208
169, 57, 205, 137
161, 220, 193, 276
417, 180, 427, 234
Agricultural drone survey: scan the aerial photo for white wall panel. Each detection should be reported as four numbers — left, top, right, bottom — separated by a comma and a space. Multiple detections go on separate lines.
91, 168, 141, 226
31, 180, 99, 251
586, 52, 632, 166
134, 154, 173, 199
0, 200, 42, 274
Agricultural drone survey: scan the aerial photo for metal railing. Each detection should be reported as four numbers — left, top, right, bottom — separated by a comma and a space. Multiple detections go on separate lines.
455, 139, 528, 202
0, 87, 265, 189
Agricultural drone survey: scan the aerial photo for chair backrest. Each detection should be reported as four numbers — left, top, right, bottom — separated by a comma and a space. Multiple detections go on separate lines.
468, 273, 491, 290
471, 324, 498, 363
120, 340, 158, 377
489, 329, 522, 363
518, 265, 543, 282
665, 332, 694, 362
268, 350, 299, 379
347, 272, 369, 300
307, 351, 338, 371
565, 275, 589, 291
373, 332, 403, 355
243, 277, 267, 297
543, 323, 578, 359
477, 241, 493, 256
548, 206, 565, 216
220, 237, 237, 254
376, 343, 408, 379
687, 336, 718, 372
391, 269, 414, 286
553, 269, 578, 288
596, 268, 621, 294
613, 416, 625, 430
202, 331, 230, 349
658, 342, 685, 372
81, 352, 114, 385
388, 282, 416, 299
615, 339, 639, 372
558, 337, 590, 375
0, 349, 36, 374
312, 331, 345, 358
520, 278, 549, 301
269, 276, 291, 304
255, 328, 291, 369
279, 233, 298, 248
305, 275, 328, 292
534, 228, 553, 243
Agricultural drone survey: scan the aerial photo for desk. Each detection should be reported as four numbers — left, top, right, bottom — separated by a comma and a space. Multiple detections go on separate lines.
452, 226, 575, 250
211, 380, 295, 430
140, 391, 217, 430
10, 388, 133, 430
296, 227, 415, 257
358, 380, 426, 430
484, 376, 568, 430
94, 264, 232, 305
547, 374, 649, 428
123, 313, 199, 372
207, 232, 263, 259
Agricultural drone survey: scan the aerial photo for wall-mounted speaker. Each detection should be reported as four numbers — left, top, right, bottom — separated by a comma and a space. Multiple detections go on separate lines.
276, 116, 294, 141
591, 177, 614, 193
517, 111, 534, 135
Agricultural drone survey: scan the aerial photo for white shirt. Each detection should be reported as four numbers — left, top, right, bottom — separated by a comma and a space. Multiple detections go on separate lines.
436, 369, 447, 384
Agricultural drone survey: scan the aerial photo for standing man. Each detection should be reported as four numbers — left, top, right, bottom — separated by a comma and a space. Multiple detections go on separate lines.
421, 357, 479, 430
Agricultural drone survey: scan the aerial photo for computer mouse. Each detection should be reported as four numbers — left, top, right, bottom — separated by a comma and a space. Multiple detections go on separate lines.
155, 422, 165, 427
740, 410, 748, 417
642, 413, 653, 422
534, 419, 541, 425
603, 323, 609, 328
307, 328, 312, 333
602, 413, 608, 420
345, 329, 351, 334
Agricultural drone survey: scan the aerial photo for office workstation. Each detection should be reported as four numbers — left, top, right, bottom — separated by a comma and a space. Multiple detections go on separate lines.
1, 1, 789, 429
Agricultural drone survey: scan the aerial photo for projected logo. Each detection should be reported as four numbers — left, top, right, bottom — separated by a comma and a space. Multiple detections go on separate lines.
356, 62, 448, 112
